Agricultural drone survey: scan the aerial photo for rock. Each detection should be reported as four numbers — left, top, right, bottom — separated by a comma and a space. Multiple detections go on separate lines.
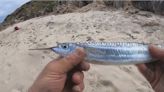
104, 1, 164, 15
137, 11, 152, 18
132, 1, 164, 15
14, 26, 20, 31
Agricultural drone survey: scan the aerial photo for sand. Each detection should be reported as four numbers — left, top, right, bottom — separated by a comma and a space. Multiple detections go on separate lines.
1, 10, 164, 92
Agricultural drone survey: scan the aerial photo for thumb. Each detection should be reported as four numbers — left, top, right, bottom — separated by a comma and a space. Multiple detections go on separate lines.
48, 48, 86, 73
149, 45, 164, 59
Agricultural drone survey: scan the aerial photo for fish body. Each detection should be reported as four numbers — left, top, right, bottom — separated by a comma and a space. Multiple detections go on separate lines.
52, 42, 154, 64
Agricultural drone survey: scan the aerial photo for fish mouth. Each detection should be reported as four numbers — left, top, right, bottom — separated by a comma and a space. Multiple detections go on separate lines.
51, 46, 59, 53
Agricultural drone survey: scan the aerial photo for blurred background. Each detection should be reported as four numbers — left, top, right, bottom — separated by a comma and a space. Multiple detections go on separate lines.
0, 0, 164, 31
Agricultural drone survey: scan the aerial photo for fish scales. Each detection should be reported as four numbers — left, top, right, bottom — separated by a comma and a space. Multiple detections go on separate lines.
77, 43, 150, 64
50, 42, 154, 65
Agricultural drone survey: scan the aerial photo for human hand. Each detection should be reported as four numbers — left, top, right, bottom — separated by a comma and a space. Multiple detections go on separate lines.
28, 48, 90, 92
137, 45, 164, 92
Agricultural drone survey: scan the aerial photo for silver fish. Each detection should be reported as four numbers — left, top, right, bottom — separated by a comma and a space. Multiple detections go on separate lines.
53, 42, 155, 64
30, 42, 156, 64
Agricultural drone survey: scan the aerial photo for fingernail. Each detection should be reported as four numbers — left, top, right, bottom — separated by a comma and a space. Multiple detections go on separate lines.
73, 86, 81, 92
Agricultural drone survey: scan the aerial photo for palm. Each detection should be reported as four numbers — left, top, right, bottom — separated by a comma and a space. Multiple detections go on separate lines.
137, 45, 164, 92
137, 61, 164, 92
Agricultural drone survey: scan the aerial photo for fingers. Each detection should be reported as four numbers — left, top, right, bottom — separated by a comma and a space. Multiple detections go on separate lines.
72, 72, 84, 92
136, 64, 147, 73
149, 45, 164, 59
72, 83, 84, 92
72, 86, 81, 92
136, 64, 155, 82
48, 48, 86, 73
79, 62, 90, 71
60, 48, 86, 73
72, 72, 84, 84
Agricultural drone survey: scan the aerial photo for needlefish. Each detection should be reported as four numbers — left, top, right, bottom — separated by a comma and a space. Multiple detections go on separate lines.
30, 42, 159, 64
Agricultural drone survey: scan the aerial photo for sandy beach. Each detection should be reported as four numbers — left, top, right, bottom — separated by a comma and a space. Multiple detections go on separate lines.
1, 10, 164, 92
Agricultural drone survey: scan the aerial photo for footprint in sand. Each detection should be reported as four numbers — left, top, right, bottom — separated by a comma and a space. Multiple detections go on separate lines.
43, 50, 50, 54
42, 43, 47, 46
42, 56, 45, 59
45, 35, 49, 38
86, 36, 94, 41
99, 80, 113, 86
99, 38, 105, 41
99, 79, 119, 92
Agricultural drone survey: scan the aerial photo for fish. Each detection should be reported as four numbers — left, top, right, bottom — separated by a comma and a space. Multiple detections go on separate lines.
30, 42, 157, 65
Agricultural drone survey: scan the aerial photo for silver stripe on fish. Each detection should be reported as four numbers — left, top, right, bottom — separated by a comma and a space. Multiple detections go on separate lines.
51, 42, 154, 64
29, 42, 158, 65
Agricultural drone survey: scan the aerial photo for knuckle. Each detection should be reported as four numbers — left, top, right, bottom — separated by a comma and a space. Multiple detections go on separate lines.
75, 48, 86, 57
66, 53, 83, 63
62, 55, 77, 68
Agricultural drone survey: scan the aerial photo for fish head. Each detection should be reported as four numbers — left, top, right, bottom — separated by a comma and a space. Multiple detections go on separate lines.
52, 42, 77, 56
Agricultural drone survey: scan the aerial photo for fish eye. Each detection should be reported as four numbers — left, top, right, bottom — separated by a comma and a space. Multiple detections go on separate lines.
61, 44, 69, 49
63, 45, 67, 48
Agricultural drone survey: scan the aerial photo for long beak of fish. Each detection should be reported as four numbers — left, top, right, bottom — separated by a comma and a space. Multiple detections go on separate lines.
29, 42, 60, 51
29, 46, 57, 51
